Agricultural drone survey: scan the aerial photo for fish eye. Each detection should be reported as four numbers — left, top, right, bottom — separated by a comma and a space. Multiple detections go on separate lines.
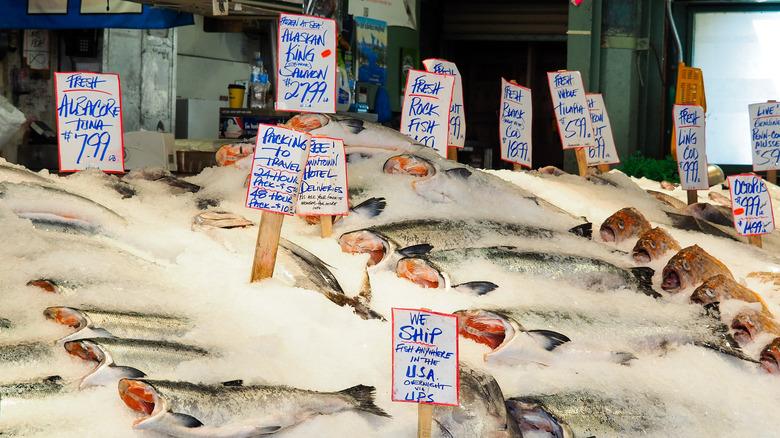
682, 261, 690, 270
617, 220, 625, 230
705, 289, 715, 297
648, 241, 656, 249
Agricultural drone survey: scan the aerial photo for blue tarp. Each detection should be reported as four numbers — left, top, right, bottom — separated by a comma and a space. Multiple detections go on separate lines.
0, 1, 194, 29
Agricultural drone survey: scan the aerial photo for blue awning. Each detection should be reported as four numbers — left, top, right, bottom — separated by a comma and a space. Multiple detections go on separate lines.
0, 1, 194, 29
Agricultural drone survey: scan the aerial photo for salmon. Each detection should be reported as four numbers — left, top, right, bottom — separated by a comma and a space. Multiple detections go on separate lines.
661, 245, 733, 293
632, 227, 681, 263
599, 207, 652, 243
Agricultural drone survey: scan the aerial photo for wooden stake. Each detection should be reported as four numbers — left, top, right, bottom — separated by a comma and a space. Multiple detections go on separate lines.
417, 400, 433, 438
597, 164, 610, 173
447, 146, 458, 162
768, 170, 777, 185
749, 235, 763, 248
686, 190, 697, 205
320, 215, 333, 238
574, 147, 588, 177
250, 211, 285, 282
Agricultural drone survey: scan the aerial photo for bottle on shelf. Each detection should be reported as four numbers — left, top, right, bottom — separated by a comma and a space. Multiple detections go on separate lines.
250, 51, 270, 109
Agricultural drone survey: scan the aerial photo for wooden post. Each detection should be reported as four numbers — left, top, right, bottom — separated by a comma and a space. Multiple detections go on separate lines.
597, 164, 610, 173
749, 235, 763, 248
320, 215, 333, 238
768, 170, 777, 185
250, 211, 285, 282
686, 190, 697, 205
417, 402, 433, 438
575, 147, 589, 177
447, 146, 458, 162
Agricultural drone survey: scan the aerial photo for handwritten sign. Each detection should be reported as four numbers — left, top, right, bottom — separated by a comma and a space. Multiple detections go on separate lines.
295, 136, 348, 215
728, 174, 775, 236
673, 104, 709, 190
749, 101, 780, 172
54, 72, 124, 173
400, 69, 455, 157
547, 70, 595, 149
392, 308, 458, 406
586, 93, 619, 166
499, 78, 532, 168
423, 59, 465, 148
276, 13, 337, 113
246, 124, 311, 215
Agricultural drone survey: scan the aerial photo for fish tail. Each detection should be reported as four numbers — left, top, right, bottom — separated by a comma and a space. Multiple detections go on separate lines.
338, 384, 392, 418
351, 197, 387, 218
568, 222, 592, 239
629, 267, 661, 298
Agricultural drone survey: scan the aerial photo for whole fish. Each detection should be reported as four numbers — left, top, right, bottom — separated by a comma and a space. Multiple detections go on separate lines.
432, 364, 522, 438
709, 191, 732, 207
730, 307, 780, 345
117, 378, 391, 436
646, 189, 687, 210
64, 338, 211, 388
397, 246, 658, 297
683, 202, 733, 227
0, 375, 67, 399
43, 306, 192, 344
339, 218, 591, 266
661, 245, 734, 293
193, 210, 254, 229
599, 207, 652, 243
631, 226, 681, 263
689, 274, 765, 306
285, 113, 421, 154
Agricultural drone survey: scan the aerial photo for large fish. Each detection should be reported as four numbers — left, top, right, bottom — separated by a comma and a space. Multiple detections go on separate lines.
432, 364, 522, 438
117, 378, 391, 436
285, 113, 421, 154
397, 246, 658, 297
661, 245, 734, 293
599, 207, 652, 243
64, 338, 211, 388
689, 274, 766, 306
631, 226, 681, 263
43, 306, 192, 344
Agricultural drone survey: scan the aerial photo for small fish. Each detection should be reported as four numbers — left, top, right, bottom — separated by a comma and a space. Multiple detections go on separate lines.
433, 363, 522, 438
125, 168, 201, 194
689, 274, 765, 306
117, 378, 390, 436
43, 306, 192, 344
708, 191, 732, 207
397, 246, 658, 297
504, 398, 574, 438
285, 113, 420, 154
631, 226, 681, 263
0, 375, 67, 399
682, 202, 733, 227
646, 189, 688, 210
660, 180, 678, 190
599, 207, 652, 243
730, 307, 780, 345
661, 245, 733, 293
193, 210, 254, 229
64, 338, 210, 388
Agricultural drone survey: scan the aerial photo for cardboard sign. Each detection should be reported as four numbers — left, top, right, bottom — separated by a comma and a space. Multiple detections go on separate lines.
423, 59, 465, 148
547, 70, 595, 149
400, 69, 455, 157
276, 13, 337, 113
392, 308, 458, 406
246, 124, 311, 215
54, 72, 124, 173
749, 101, 780, 172
728, 174, 775, 236
295, 136, 348, 216
673, 104, 709, 190
499, 78, 532, 168
586, 93, 619, 166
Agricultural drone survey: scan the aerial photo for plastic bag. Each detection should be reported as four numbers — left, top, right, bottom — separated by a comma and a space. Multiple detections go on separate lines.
0, 96, 26, 152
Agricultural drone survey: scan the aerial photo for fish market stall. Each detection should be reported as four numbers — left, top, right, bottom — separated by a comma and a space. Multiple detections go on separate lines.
2, 114, 780, 437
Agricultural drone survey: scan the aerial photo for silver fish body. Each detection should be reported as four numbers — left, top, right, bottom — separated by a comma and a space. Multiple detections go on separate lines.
0, 375, 67, 399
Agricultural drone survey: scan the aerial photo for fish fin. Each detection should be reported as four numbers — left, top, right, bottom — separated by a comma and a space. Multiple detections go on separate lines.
568, 222, 593, 239
397, 244, 434, 257
341, 118, 366, 134
55, 327, 117, 345
168, 412, 204, 428
80, 365, 146, 389
694, 338, 759, 363
452, 281, 499, 295
526, 329, 571, 351
629, 267, 661, 298
279, 238, 344, 294
337, 384, 392, 418
433, 420, 455, 438
445, 167, 472, 179
221, 379, 243, 387
350, 197, 387, 218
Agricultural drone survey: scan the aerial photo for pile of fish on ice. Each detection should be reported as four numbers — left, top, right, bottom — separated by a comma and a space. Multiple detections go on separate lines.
3, 112, 780, 437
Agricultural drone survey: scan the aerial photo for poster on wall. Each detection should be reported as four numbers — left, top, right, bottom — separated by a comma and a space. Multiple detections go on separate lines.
423, 58, 465, 148
355, 17, 387, 86
348, 0, 416, 29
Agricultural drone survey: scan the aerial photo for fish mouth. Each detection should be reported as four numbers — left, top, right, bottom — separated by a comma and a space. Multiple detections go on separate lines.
661, 267, 682, 292
599, 225, 617, 242
396, 258, 444, 288
731, 315, 755, 344
689, 292, 708, 305
338, 231, 388, 266
43, 307, 86, 329
63, 340, 105, 362
118, 379, 161, 421
383, 154, 435, 177
631, 248, 652, 264
760, 341, 780, 374
453, 310, 514, 352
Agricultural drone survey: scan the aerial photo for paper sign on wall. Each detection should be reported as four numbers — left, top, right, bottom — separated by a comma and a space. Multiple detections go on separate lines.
246, 124, 311, 215
355, 17, 388, 86
499, 78, 532, 168
392, 308, 458, 406
586, 93, 619, 166
295, 136, 348, 216
423, 58, 465, 148
547, 70, 595, 149
673, 104, 709, 190
400, 69, 455, 157
728, 174, 775, 236
55, 72, 124, 173
748, 101, 780, 172
276, 13, 337, 113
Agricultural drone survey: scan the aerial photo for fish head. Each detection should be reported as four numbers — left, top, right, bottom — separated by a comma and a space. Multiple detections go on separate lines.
43, 307, 87, 329
285, 113, 330, 132
383, 154, 435, 177
760, 337, 780, 374
63, 339, 105, 362
453, 310, 516, 351
338, 230, 389, 266
119, 378, 165, 419
631, 227, 680, 264
661, 246, 731, 293
690, 281, 721, 305
396, 257, 445, 288
731, 311, 761, 344
599, 207, 651, 243
504, 398, 569, 438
